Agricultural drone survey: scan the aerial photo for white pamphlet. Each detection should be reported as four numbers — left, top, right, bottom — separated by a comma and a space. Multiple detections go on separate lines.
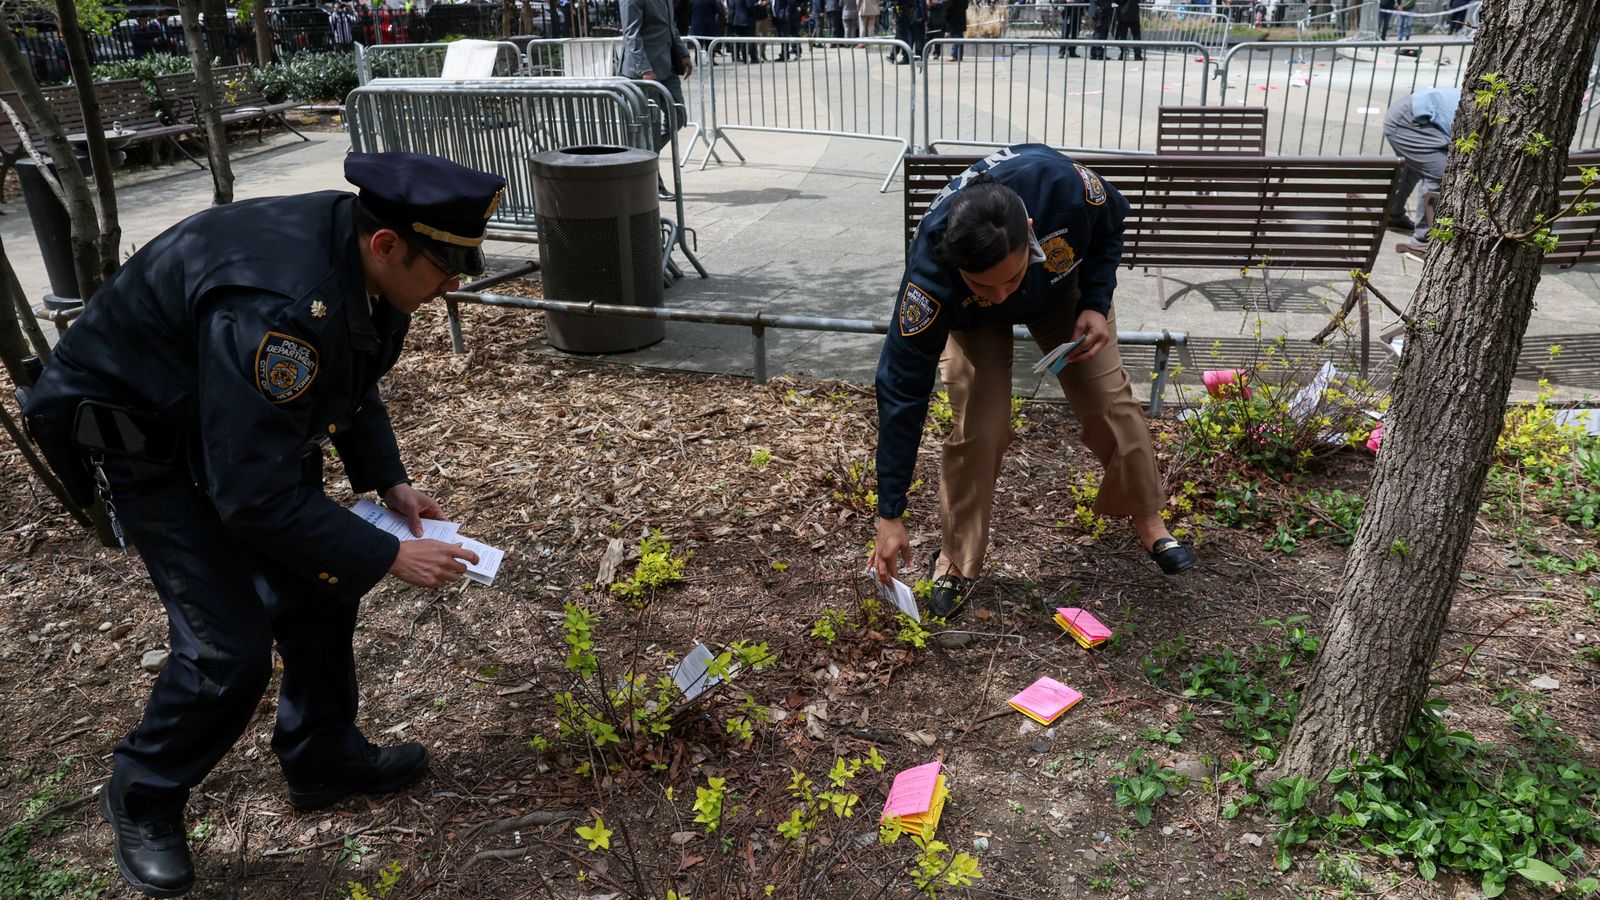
867, 569, 921, 623
670, 642, 723, 703
350, 499, 503, 587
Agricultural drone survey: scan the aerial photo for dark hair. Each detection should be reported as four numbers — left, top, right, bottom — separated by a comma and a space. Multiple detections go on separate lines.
931, 173, 1028, 272
354, 200, 423, 266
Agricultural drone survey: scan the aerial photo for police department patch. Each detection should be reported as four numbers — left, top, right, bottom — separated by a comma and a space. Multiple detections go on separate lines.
1039, 229, 1077, 275
899, 283, 941, 337
1075, 163, 1107, 206
255, 332, 318, 404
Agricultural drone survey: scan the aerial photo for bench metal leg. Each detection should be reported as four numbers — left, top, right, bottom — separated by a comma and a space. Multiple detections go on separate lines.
274, 113, 311, 143
167, 136, 207, 169
1149, 334, 1173, 418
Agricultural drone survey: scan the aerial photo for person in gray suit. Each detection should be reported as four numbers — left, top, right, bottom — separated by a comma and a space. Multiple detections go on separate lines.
621, 0, 693, 198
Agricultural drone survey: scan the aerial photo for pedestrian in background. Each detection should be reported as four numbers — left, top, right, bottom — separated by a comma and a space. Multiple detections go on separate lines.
1111, 0, 1141, 58
843, 0, 861, 39
858, 0, 880, 40
944, 0, 968, 60
1058, 0, 1084, 57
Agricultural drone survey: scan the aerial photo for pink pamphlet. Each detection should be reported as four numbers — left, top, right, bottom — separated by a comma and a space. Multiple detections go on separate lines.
882, 761, 943, 819
1055, 608, 1112, 643
1008, 676, 1084, 725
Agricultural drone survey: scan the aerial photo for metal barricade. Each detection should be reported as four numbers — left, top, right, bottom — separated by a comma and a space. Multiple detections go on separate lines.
700, 37, 917, 192
354, 41, 526, 85
1215, 40, 1474, 155
1579, 45, 1600, 152
345, 77, 705, 283
443, 286, 1188, 411
992, 4, 1231, 58
519, 36, 717, 168
920, 39, 1213, 154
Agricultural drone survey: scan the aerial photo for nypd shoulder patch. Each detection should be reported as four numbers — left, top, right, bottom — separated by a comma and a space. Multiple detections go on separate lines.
899, 283, 941, 337
1074, 163, 1107, 206
255, 331, 319, 404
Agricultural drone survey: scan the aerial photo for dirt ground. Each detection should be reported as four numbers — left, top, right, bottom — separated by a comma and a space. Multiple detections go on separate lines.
1, 295, 1596, 900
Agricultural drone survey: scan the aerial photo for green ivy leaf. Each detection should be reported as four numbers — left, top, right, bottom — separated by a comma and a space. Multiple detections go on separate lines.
1513, 858, 1563, 884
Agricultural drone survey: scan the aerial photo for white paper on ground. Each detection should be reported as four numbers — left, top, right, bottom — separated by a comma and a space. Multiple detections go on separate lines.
670, 642, 723, 702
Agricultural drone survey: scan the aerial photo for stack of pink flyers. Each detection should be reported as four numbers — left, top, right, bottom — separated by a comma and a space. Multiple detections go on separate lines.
880, 761, 949, 838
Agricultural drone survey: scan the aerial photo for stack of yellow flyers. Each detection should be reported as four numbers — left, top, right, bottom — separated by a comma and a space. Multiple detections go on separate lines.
1054, 607, 1112, 649
880, 761, 949, 838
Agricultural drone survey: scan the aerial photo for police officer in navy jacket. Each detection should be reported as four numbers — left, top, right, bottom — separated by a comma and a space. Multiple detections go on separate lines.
869, 144, 1195, 620
23, 152, 506, 898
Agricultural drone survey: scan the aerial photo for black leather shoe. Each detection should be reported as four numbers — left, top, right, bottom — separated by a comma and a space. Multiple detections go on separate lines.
1149, 537, 1197, 575
657, 180, 676, 202
285, 741, 429, 812
100, 783, 194, 897
929, 574, 972, 619
1386, 214, 1416, 232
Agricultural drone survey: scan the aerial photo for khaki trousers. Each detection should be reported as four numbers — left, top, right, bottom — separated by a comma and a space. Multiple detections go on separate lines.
937, 304, 1164, 579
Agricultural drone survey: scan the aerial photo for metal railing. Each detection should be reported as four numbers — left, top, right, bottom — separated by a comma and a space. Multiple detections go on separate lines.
442, 285, 1188, 413
354, 41, 526, 84
1215, 39, 1473, 155
921, 39, 1213, 153
345, 77, 706, 283
1297, 0, 1480, 41
517, 36, 716, 168
699, 37, 917, 192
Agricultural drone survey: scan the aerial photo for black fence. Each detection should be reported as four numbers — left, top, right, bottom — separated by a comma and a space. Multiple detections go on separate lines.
8, 5, 524, 83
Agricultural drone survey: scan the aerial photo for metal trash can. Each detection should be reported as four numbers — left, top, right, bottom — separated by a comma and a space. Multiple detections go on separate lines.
529, 145, 664, 353
16, 155, 90, 312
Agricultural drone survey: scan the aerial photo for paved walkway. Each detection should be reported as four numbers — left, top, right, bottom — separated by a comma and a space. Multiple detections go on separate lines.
4, 127, 1597, 403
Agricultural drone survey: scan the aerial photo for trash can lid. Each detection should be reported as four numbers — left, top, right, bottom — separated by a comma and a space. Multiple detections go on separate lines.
529, 145, 659, 180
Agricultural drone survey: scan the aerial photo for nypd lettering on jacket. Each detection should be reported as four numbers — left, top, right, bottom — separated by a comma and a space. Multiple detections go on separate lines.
872, 144, 1133, 520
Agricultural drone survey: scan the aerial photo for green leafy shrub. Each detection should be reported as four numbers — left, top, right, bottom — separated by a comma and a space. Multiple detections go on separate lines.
90, 52, 193, 103
253, 49, 401, 103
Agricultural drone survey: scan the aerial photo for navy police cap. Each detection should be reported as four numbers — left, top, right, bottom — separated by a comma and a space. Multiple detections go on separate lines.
345, 152, 507, 277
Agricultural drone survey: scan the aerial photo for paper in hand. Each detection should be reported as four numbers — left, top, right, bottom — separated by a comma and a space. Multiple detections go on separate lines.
350, 499, 502, 587
1031, 335, 1087, 376
870, 570, 921, 623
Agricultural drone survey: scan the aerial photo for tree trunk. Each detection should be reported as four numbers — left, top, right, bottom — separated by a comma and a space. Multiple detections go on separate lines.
1270, 0, 1600, 784
253, 0, 275, 65
178, 0, 235, 205
521, 0, 533, 35
5, 244, 51, 360
54, 0, 122, 284
0, 244, 90, 528
0, 20, 103, 303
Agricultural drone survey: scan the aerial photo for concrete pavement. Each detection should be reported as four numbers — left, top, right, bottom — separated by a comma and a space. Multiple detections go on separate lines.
3, 124, 1596, 403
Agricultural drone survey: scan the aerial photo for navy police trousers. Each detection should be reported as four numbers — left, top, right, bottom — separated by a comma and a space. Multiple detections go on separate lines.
106, 461, 366, 823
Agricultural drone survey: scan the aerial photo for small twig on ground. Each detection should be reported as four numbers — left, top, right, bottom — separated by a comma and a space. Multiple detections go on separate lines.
262, 823, 422, 858
1431, 609, 1522, 687
459, 809, 580, 843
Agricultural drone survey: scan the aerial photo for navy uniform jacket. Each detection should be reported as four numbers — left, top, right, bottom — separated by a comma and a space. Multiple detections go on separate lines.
874, 144, 1130, 519
25, 192, 409, 601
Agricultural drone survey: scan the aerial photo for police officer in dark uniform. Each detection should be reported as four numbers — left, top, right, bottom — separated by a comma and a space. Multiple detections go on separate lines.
868, 144, 1195, 619
22, 152, 507, 897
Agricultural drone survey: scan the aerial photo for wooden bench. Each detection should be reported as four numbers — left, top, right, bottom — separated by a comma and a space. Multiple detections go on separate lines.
1155, 106, 1269, 156
905, 152, 1403, 379
70, 79, 203, 167
1397, 150, 1600, 269
155, 65, 308, 144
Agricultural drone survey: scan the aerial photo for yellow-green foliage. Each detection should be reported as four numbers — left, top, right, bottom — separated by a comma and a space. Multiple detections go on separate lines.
347, 862, 404, 900
1068, 474, 1109, 539
1497, 382, 1580, 476
611, 531, 690, 602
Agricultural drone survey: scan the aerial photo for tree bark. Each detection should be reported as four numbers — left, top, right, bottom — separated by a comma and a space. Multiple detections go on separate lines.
252, 0, 275, 65
4, 239, 51, 360
54, 0, 122, 284
1270, 0, 1600, 784
0, 19, 104, 303
177, 0, 235, 205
